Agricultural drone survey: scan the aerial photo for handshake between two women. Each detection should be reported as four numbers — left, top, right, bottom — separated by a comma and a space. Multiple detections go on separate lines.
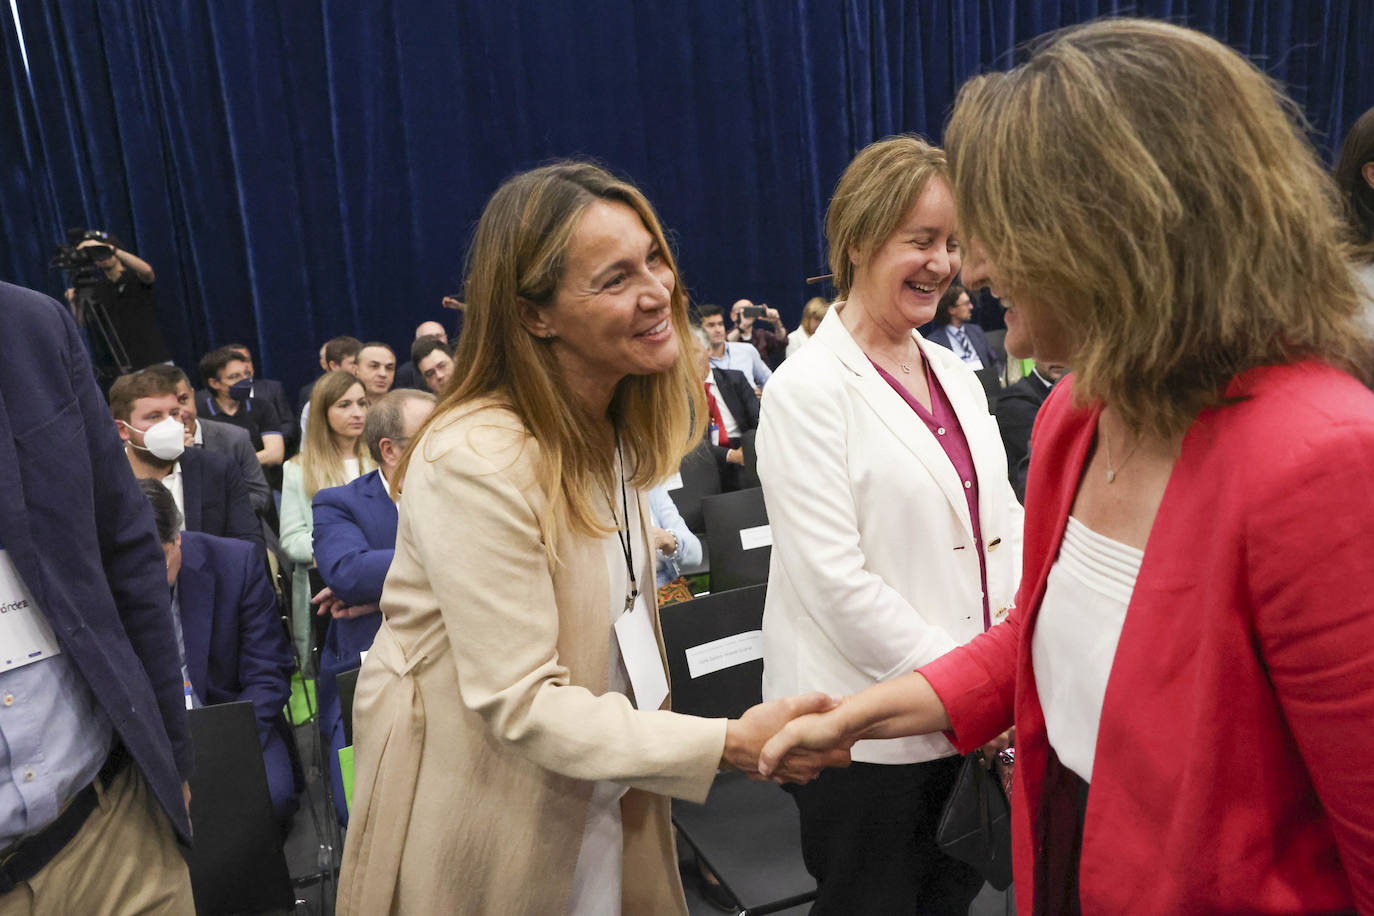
726, 672, 950, 784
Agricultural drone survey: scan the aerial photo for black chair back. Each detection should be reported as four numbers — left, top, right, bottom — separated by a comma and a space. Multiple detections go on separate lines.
186, 702, 294, 915
660, 584, 767, 718
661, 584, 820, 914
667, 445, 721, 534
338, 666, 361, 747
700, 488, 770, 592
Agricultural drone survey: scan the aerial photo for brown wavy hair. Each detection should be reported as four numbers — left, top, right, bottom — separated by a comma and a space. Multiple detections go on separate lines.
396, 161, 705, 554
825, 135, 950, 301
945, 18, 1370, 435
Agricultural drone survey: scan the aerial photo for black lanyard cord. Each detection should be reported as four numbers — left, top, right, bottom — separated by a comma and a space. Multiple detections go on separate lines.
612, 437, 641, 613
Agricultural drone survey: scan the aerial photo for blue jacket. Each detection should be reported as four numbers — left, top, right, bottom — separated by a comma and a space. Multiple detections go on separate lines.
922, 322, 1003, 377
312, 470, 397, 608
180, 447, 262, 550
311, 470, 397, 825
176, 532, 292, 745
0, 283, 191, 840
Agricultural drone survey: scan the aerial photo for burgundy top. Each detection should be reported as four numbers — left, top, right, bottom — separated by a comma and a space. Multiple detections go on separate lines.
870, 355, 991, 630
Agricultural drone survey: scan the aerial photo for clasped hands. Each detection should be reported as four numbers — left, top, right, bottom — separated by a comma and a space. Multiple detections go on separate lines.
311, 585, 380, 620
721, 692, 856, 785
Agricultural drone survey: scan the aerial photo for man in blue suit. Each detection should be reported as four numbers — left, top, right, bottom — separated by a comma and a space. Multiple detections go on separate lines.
137, 480, 300, 822
0, 281, 193, 910
922, 283, 1004, 378
110, 370, 263, 551
311, 388, 435, 822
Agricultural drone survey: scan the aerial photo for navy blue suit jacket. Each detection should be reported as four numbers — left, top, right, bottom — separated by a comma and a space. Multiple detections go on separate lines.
0, 283, 191, 840
176, 532, 292, 746
180, 447, 262, 550
923, 322, 1003, 377
311, 471, 396, 823
312, 470, 397, 608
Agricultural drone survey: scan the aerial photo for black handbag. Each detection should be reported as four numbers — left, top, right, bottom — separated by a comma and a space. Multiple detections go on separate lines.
935, 752, 1014, 890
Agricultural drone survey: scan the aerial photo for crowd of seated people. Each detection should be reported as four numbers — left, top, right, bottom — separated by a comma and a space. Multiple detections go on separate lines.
88, 314, 451, 831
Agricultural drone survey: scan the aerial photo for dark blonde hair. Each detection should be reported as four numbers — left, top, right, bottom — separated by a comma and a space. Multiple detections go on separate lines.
825, 136, 950, 300
801, 297, 830, 335
946, 18, 1370, 435
398, 161, 706, 552
293, 370, 374, 499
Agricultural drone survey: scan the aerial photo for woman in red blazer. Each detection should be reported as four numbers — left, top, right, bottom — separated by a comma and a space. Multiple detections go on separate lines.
760, 19, 1374, 915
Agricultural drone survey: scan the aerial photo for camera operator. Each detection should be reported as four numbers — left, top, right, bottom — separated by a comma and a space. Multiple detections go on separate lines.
64, 231, 171, 370
727, 298, 788, 369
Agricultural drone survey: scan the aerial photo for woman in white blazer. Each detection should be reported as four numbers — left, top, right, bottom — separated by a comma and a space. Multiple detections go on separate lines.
758, 136, 1023, 913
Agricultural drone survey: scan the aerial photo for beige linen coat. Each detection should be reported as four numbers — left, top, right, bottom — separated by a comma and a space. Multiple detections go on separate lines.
336, 400, 727, 915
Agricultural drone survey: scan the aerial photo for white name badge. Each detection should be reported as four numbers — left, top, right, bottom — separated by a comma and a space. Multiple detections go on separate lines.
685, 630, 763, 679
613, 593, 669, 712
0, 550, 63, 672
739, 524, 772, 551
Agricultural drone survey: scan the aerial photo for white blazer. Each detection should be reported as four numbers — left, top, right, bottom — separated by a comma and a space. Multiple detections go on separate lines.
757, 306, 1024, 764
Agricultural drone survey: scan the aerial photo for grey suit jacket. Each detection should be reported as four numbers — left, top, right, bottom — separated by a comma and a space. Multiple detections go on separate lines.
198, 417, 271, 514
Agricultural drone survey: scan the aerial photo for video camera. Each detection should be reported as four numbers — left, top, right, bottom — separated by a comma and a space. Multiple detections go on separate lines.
50, 227, 114, 280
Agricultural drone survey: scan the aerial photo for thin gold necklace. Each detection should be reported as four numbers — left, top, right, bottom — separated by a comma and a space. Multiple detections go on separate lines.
1101, 417, 1141, 484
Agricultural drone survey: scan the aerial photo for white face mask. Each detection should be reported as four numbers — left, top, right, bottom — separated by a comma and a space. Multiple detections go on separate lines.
123, 416, 185, 462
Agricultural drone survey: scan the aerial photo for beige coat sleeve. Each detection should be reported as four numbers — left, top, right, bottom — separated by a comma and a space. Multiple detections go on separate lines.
406, 423, 725, 803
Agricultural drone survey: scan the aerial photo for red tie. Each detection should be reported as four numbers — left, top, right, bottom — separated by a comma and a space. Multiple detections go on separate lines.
704, 382, 730, 446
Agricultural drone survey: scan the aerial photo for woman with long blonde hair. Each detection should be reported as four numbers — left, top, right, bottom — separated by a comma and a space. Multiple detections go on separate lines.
279, 369, 374, 660
337, 161, 842, 915
762, 19, 1374, 914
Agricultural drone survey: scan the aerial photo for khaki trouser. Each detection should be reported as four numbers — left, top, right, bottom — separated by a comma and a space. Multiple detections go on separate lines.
0, 763, 194, 915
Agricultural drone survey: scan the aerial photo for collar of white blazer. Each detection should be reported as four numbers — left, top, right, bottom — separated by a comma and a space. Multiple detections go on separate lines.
812, 304, 1002, 546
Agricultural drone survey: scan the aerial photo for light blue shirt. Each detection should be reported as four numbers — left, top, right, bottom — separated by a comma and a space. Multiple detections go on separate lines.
0, 547, 111, 848
648, 486, 702, 587
709, 341, 772, 389
947, 325, 984, 369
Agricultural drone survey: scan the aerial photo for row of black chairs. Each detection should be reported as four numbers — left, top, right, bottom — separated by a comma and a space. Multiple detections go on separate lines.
664, 447, 773, 594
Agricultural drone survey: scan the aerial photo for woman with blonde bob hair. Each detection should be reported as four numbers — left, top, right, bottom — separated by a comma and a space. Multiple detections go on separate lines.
785, 295, 831, 356
279, 369, 374, 659
337, 161, 843, 915
761, 19, 1374, 914
757, 133, 1024, 913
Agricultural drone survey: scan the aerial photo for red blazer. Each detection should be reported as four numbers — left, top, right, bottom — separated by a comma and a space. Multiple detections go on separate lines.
921, 362, 1374, 915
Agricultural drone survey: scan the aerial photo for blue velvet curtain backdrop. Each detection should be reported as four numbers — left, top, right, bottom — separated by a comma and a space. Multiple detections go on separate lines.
2, 1, 1370, 395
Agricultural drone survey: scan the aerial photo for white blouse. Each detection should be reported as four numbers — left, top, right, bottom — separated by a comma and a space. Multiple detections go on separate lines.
1031, 516, 1142, 782
566, 518, 639, 914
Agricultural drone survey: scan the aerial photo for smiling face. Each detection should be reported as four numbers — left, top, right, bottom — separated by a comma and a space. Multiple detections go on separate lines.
849, 179, 961, 332
326, 381, 369, 445
529, 199, 678, 409
961, 236, 1076, 363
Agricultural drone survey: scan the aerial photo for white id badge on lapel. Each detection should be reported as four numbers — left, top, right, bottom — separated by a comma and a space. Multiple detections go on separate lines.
0, 550, 63, 671
614, 591, 669, 711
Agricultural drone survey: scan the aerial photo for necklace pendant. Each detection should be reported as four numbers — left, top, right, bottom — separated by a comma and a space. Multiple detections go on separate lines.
899, 362, 911, 374
1106, 469, 1117, 484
